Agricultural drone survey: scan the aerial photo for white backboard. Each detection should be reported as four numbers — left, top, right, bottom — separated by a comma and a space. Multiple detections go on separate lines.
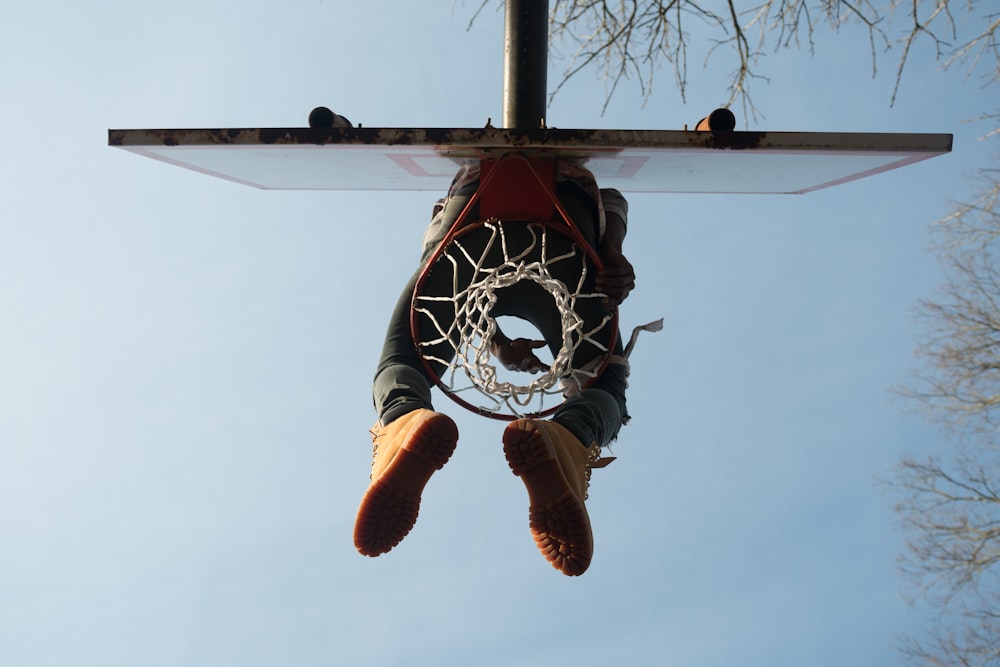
108, 126, 952, 194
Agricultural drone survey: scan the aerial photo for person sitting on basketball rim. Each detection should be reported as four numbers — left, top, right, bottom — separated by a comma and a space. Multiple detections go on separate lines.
353, 159, 635, 576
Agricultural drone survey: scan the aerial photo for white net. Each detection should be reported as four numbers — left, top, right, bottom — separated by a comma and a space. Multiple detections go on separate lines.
412, 219, 615, 419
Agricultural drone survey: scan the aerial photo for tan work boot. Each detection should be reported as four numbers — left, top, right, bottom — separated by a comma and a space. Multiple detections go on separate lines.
502, 418, 611, 576
354, 409, 458, 557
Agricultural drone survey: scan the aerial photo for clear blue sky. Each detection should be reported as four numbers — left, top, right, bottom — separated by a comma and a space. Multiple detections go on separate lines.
1, 1, 991, 666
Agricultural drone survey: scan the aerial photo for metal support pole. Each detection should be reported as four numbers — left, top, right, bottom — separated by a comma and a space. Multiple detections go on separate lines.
503, 0, 549, 129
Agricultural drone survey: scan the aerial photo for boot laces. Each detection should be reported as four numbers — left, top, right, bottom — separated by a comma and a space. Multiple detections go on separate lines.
368, 424, 385, 480
583, 445, 616, 500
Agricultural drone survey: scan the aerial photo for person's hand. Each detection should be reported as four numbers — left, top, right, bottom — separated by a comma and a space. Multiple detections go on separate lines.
492, 338, 549, 373
596, 250, 635, 309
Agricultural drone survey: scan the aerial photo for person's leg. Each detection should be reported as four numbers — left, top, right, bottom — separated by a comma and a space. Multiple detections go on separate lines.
359, 267, 458, 559
501, 181, 629, 448
488, 272, 629, 448
356, 187, 475, 558
551, 359, 628, 447
370, 188, 476, 425
501, 181, 629, 575
549, 181, 629, 444
371, 268, 436, 425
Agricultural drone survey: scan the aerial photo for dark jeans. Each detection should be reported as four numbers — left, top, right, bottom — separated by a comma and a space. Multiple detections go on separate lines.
372, 181, 628, 448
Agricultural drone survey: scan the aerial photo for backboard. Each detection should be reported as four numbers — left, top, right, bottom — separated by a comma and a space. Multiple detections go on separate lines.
108, 126, 952, 194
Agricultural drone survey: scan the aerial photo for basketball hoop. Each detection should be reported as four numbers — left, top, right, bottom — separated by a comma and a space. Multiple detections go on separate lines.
411, 217, 617, 420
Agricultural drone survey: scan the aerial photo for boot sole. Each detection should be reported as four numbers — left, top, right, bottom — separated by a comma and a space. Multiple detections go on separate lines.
503, 421, 593, 576
354, 414, 458, 557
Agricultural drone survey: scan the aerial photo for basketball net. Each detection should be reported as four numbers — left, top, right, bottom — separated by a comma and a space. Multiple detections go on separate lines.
412, 218, 615, 419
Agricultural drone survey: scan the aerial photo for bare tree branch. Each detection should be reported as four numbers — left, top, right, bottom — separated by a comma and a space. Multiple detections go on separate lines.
891, 147, 1000, 665
890, 2, 999, 105
543, 0, 889, 116
900, 166, 1000, 440
470, 1, 996, 117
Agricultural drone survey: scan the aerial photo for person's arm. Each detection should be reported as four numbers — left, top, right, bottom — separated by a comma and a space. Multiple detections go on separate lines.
595, 189, 635, 308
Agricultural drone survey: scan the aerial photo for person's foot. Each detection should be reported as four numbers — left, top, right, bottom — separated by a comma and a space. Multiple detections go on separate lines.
502, 419, 603, 576
354, 409, 458, 557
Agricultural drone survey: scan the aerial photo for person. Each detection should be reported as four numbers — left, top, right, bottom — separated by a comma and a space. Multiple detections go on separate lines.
352, 159, 636, 576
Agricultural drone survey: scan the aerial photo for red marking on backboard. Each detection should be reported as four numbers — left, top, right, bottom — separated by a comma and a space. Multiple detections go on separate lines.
390, 151, 649, 180
600, 155, 648, 179
388, 153, 458, 178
